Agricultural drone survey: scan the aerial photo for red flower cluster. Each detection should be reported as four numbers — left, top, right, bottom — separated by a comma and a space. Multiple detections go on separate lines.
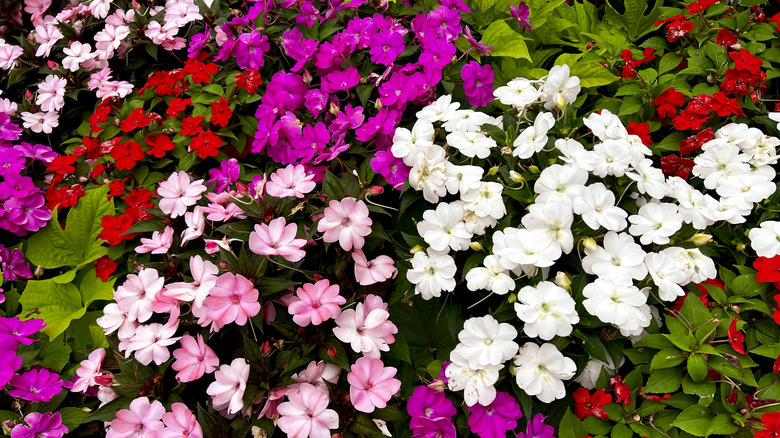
210, 97, 232, 128
652, 87, 685, 119
610, 374, 631, 405
574, 387, 612, 420
620, 48, 655, 79
660, 155, 695, 178
183, 57, 218, 84
721, 49, 766, 98
655, 15, 695, 42
671, 92, 743, 131
45, 184, 85, 211
626, 122, 651, 146
679, 127, 713, 156
93, 256, 119, 282
685, 0, 718, 15
235, 69, 263, 93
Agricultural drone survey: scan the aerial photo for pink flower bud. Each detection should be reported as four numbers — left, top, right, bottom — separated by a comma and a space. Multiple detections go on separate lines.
368, 185, 384, 196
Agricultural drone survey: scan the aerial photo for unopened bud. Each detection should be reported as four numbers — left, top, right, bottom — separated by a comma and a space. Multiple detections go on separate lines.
410, 245, 424, 254
730, 43, 742, 51
2, 420, 14, 435
509, 170, 524, 183
327, 346, 337, 358
374, 99, 384, 109
731, 305, 741, 312
35, 265, 44, 277
218, 261, 229, 270
528, 165, 540, 174
507, 293, 517, 303
301, 69, 312, 84
736, 242, 746, 251
236, 182, 250, 197
47, 60, 59, 69
260, 341, 272, 356
692, 233, 712, 246
368, 185, 384, 196
427, 379, 447, 392
25, 90, 33, 100
328, 102, 340, 115
633, 415, 641, 422
555, 272, 572, 290
470, 242, 483, 252
251, 426, 268, 438
487, 165, 500, 176
312, 273, 324, 281
583, 237, 598, 254
94, 373, 114, 386
555, 93, 567, 109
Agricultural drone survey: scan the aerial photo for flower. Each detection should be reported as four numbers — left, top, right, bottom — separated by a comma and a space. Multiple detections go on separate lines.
410, 417, 457, 438
249, 217, 307, 262
288, 279, 346, 326
333, 294, 397, 359
265, 164, 316, 198
0, 317, 46, 349
290, 361, 341, 394
135, 226, 174, 254
124, 321, 181, 366
581, 232, 647, 286
407, 248, 457, 299
203, 273, 261, 331
582, 279, 652, 336
749, 221, 780, 258
0, 349, 22, 387
159, 403, 203, 438
352, 250, 397, 286
466, 391, 523, 438
416, 201, 472, 252
20, 111, 59, 134
518, 413, 554, 438
542, 64, 581, 110
728, 315, 746, 355
445, 348, 501, 406
407, 385, 457, 420
277, 383, 339, 438
107, 397, 165, 438
756, 412, 780, 438
515, 281, 579, 340
10, 412, 67, 438
207, 358, 250, 415
36, 75, 66, 112
348, 356, 402, 413
171, 334, 219, 382
8, 368, 63, 403
317, 197, 373, 251
513, 342, 576, 403
573, 387, 612, 420
456, 315, 519, 369
465, 256, 515, 295
114, 268, 164, 323
461, 61, 494, 108
71, 348, 106, 393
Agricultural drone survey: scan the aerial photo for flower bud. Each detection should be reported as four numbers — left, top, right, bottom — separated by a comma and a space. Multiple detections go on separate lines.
313, 273, 324, 281
507, 293, 517, 303
236, 182, 250, 197
218, 261, 229, 270
509, 170, 524, 183
252, 426, 268, 438
368, 185, 384, 196
47, 60, 59, 70
94, 373, 114, 386
528, 165, 540, 174
410, 245, 424, 254
427, 379, 447, 392
633, 415, 641, 422
327, 346, 337, 358
692, 233, 712, 246
2, 420, 14, 435
736, 243, 746, 251
583, 237, 598, 254
260, 341, 272, 356
555, 93, 567, 109
301, 69, 313, 84
35, 265, 44, 278
555, 272, 572, 290
487, 165, 500, 176
470, 242, 483, 252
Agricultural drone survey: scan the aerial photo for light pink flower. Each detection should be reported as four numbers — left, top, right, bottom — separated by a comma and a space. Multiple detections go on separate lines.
71, 348, 106, 393
36, 74, 66, 112
34, 24, 62, 58
287, 279, 346, 327
265, 164, 316, 198
114, 268, 164, 323
207, 358, 249, 415
62, 41, 94, 72
347, 356, 401, 413
89, 0, 110, 18
23, 0, 51, 18
135, 226, 174, 254
94, 24, 130, 54
181, 206, 205, 246
164, 255, 218, 307
317, 197, 373, 251
124, 321, 180, 366
21, 111, 58, 134
278, 383, 339, 438
203, 237, 233, 255
171, 334, 219, 383
249, 217, 307, 262
159, 403, 203, 438
0, 44, 23, 70
157, 171, 207, 219
204, 273, 261, 331
290, 361, 341, 395
333, 295, 397, 359
106, 397, 165, 438
97, 303, 137, 339
202, 192, 246, 222
352, 250, 397, 286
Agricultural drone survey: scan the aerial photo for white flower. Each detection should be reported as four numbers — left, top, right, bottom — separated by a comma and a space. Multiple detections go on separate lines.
445, 348, 501, 406
456, 315, 519, 369
626, 158, 668, 199
444, 162, 483, 196
494, 228, 562, 270
541, 64, 581, 110
668, 178, 720, 230
391, 120, 435, 166
512, 112, 555, 159
644, 252, 687, 301
582, 109, 626, 140
717, 174, 775, 208
692, 143, 750, 190
581, 232, 647, 286
408, 145, 448, 203
574, 358, 615, 390
465, 256, 515, 295
582, 279, 652, 334
493, 78, 542, 110
662, 247, 717, 285
461, 182, 506, 220
572, 183, 628, 232
534, 164, 588, 206
628, 201, 683, 245
417, 94, 460, 123
521, 200, 574, 253
417, 201, 472, 252
515, 282, 579, 340
513, 343, 576, 403
592, 139, 633, 177
769, 112, 780, 131
442, 109, 492, 133
407, 248, 457, 299
463, 210, 498, 236
712, 123, 763, 151
748, 221, 780, 258
554, 138, 597, 172
447, 131, 495, 159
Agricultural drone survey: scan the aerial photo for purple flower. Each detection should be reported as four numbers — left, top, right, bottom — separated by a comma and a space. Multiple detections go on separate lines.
461, 61, 495, 108
330, 104, 365, 136
462, 26, 493, 56
467, 391, 523, 438
322, 67, 361, 93
10, 412, 67, 438
208, 158, 240, 193
188, 28, 211, 58
0, 349, 22, 387
0, 245, 33, 280
518, 413, 555, 438
304, 89, 329, 118
427, 6, 462, 42
8, 368, 64, 403
410, 417, 456, 438
3, 193, 51, 233
343, 17, 377, 49
371, 151, 410, 190
314, 34, 354, 71
267, 112, 304, 164
0, 148, 25, 178
235, 29, 271, 70
292, 122, 331, 163
379, 72, 422, 108
0, 317, 45, 348
14, 143, 57, 163
419, 38, 457, 70
262, 72, 308, 112
369, 31, 405, 66
0, 113, 22, 141
0, 174, 37, 200
252, 109, 278, 153
295, 0, 320, 27
407, 385, 457, 420
511, 2, 534, 31
440, 0, 471, 12
355, 108, 398, 142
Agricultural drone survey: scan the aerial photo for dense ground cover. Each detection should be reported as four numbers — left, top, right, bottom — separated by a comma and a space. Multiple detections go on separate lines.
1, 0, 780, 436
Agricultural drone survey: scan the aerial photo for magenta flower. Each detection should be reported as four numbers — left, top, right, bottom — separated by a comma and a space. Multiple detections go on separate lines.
461, 61, 495, 108
107, 397, 165, 438
370, 151, 410, 190
348, 357, 401, 413
0, 113, 22, 141
379, 72, 422, 108
278, 383, 339, 438
0, 349, 22, 387
462, 26, 494, 56
10, 412, 67, 438
333, 295, 397, 359
518, 413, 555, 438
207, 358, 250, 415
407, 385, 457, 420
157, 171, 208, 219
0, 317, 45, 349
510, 2, 533, 31
352, 250, 397, 286
204, 273, 261, 331
317, 197, 373, 251
292, 122, 331, 163
322, 67, 361, 93
369, 31, 405, 65
8, 368, 62, 403
159, 402, 203, 438
207, 158, 240, 193
265, 164, 316, 199
288, 279, 346, 327
410, 416, 457, 438
249, 217, 307, 263
467, 391, 523, 438
171, 334, 219, 382
71, 348, 106, 393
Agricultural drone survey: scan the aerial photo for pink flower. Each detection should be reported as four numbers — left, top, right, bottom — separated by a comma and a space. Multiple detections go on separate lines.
333, 295, 398, 359
21, 111, 58, 134
135, 226, 174, 254
157, 171, 207, 219
106, 397, 165, 438
317, 197, 373, 251
290, 361, 341, 395
180, 206, 205, 246
36, 74, 66, 112
204, 273, 261, 331
71, 348, 106, 393
278, 383, 339, 438
207, 358, 249, 415
265, 164, 316, 198
347, 356, 401, 413
159, 402, 203, 438
171, 334, 219, 382
352, 250, 397, 286
114, 268, 164, 323
288, 279, 346, 327
163, 255, 218, 307
124, 320, 180, 365
249, 217, 307, 262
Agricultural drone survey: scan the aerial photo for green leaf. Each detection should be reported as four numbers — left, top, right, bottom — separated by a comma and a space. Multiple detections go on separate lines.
644, 368, 682, 393
571, 62, 619, 88
705, 414, 738, 437
687, 354, 708, 383
651, 349, 686, 369
680, 293, 712, 328
619, 96, 643, 115
611, 424, 633, 438
659, 53, 683, 74
26, 186, 115, 268
603, 0, 662, 39
58, 407, 91, 431
671, 405, 714, 436
559, 408, 588, 438
481, 21, 531, 61
731, 273, 765, 297
682, 376, 716, 397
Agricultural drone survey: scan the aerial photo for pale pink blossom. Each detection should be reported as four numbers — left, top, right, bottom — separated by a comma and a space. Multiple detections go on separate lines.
97, 303, 137, 339
87, 68, 113, 91
0, 98, 17, 115
172, 334, 219, 383
164, 2, 202, 26
94, 24, 131, 55
33, 24, 62, 57
157, 171, 207, 218
278, 383, 339, 438
106, 397, 165, 438
114, 268, 164, 323
71, 348, 106, 393
203, 273, 260, 331
145, 21, 180, 46
317, 197, 373, 251
290, 361, 341, 395
0, 44, 23, 70
106, 9, 134, 26
203, 237, 233, 255
352, 250, 397, 286
135, 226, 174, 254
124, 320, 180, 366
249, 217, 307, 262
259, 387, 287, 419
162, 37, 187, 51
20, 111, 58, 133
201, 191, 246, 221
333, 295, 397, 359
181, 206, 205, 246
159, 403, 203, 438
265, 164, 316, 198
89, 0, 111, 18
207, 358, 249, 415
164, 255, 218, 307
347, 356, 401, 413
23, 0, 51, 19
36, 74, 66, 112
288, 279, 346, 327
62, 41, 94, 72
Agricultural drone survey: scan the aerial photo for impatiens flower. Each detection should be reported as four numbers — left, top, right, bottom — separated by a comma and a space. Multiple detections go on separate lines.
462, 182, 507, 220
582, 279, 652, 336
124, 321, 181, 366
265, 164, 316, 198
288, 279, 346, 327
581, 232, 647, 286
278, 383, 339, 438
249, 217, 307, 262
8, 368, 63, 403
181, 206, 205, 246
456, 315, 519, 369
159, 403, 203, 438
114, 268, 164, 323
290, 361, 341, 395
417, 201, 472, 252
541, 64, 581, 110
347, 356, 402, 413
157, 171, 208, 219
512, 112, 555, 159
727, 315, 746, 355
465, 256, 515, 295
353, 250, 397, 286
573, 387, 611, 420
644, 252, 688, 302
10, 412, 67, 438
510, 2, 533, 31
410, 417, 457, 438
756, 412, 780, 438
461, 61, 494, 108
466, 391, 523, 438
0, 317, 45, 348
135, 226, 174, 254
447, 131, 496, 159
333, 294, 397, 359
204, 273, 261, 331
518, 413, 555, 438
107, 397, 165, 438
513, 342, 576, 403
515, 281, 579, 340
445, 348, 501, 406
573, 183, 628, 231
407, 248, 457, 299
317, 197, 373, 251
71, 348, 106, 393
628, 201, 683, 245
207, 358, 250, 415
36, 75, 66, 112
407, 385, 457, 420
171, 334, 219, 382
21, 111, 59, 134
164, 255, 218, 307
749, 221, 780, 258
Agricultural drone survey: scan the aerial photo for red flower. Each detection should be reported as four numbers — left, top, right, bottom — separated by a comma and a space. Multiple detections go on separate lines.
124, 188, 155, 222
144, 70, 188, 96
99, 213, 137, 245
626, 122, 651, 146
75, 136, 102, 160
685, 0, 718, 14
573, 387, 612, 420
45, 184, 85, 210
660, 155, 695, 178
166, 97, 192, 118
183, 59, 218, 84
210, 97, 232, 128
770, 12, 780, 31
774, 355, 780, 373
89, 102, 112, 133
729, 49, 763, 75
93, 256, 119, 282
610, 375, 632, 406
144, 133, 176, 158
754, 256, 780, 283
120, 108, 153, 132
755, 412, 780, 438
644, 393, 671, 402
46, 154, 78, 176
189, 130, 223, 159
672, 110, 709, 131
652, 87, 686, 118
235, 69, 263, 93
727, 315, 747, 355
91, 163, 105, 179
108, 179, 125, 199
181, 116, 204, 136
111, 140, 144, 171
774, 294, 780, 326
710, 92, 743, 117
716, 28, 738, 47
655, 15, 695, 41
